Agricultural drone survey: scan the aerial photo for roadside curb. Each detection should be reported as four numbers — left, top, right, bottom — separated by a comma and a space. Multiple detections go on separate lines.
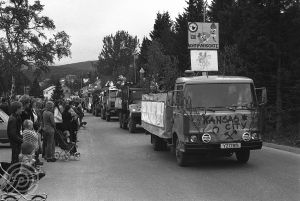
263, 142, 300, 154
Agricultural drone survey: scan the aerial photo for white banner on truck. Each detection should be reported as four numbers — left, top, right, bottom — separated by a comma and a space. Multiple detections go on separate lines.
141, 101, 165, 128
190, 50, 218, 71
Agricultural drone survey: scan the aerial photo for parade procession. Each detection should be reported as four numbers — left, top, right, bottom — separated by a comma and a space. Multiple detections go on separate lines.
0, 0, 299, 201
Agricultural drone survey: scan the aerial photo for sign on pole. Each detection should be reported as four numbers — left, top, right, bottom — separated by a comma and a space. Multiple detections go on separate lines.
190, 50, 218, 71
188, 22, 219, 50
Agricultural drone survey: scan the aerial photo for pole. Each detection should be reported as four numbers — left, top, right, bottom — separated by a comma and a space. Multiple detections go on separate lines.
202, 0, 208, 77
133, 54, 136, 83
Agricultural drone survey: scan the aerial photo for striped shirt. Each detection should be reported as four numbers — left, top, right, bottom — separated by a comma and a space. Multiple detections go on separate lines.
22, 129, 38, 149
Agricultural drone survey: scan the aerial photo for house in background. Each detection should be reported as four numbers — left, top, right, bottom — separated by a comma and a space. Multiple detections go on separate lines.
43, 85, 55, 100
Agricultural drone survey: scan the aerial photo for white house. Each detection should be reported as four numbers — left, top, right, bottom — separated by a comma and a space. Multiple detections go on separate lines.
43, 86, 55, 100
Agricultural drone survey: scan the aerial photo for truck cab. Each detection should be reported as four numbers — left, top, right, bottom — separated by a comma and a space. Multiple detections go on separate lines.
117, 86, 146, 133
101, 86, 118, 121
171, 76, 266, 165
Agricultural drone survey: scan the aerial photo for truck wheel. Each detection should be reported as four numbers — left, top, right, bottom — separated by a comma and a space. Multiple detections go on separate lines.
235, 149, 250, 164
106, 114, 110, 122
128, 118, 136, 133
152, 134, 167, 151
122, 114, 127, 129
152, 134, 162, 151
101, 110, 105, 119
175, 138, 188, 166
119, 113, 123, 128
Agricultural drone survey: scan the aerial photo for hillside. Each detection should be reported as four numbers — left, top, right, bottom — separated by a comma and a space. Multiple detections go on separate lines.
43, 60, 97, 79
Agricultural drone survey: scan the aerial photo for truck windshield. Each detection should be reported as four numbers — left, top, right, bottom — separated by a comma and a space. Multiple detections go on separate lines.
131, 90, 144, 101
184, 83, 256, 109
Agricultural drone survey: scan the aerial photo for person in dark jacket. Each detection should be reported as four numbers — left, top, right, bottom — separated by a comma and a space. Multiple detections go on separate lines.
19, 95, 34, 125
7, 101, 23, 164
0, 97, 10, 115
62, 105, 76, 142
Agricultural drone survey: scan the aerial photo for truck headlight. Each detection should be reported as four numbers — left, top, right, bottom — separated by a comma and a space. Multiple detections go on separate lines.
242, 132, 251, 141
190, 135, 198, 143
251, 133, 260, 140
202, 133, 211, 143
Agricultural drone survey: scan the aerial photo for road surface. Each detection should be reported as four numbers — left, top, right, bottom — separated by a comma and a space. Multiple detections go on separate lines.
1, 113, 299, 201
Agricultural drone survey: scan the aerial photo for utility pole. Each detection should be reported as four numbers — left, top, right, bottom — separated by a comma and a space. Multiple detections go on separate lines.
202, 0, 208, 77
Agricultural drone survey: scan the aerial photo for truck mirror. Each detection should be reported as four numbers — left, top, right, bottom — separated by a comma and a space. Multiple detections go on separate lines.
256, 87, 267, 106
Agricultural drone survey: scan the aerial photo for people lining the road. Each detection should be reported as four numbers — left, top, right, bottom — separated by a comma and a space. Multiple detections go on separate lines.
7, 101, 23, 164
3, 95, 86, 168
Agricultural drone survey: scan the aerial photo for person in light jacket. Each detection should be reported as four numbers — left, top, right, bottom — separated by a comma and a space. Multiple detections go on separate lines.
42, 101, 56, 162
7, 101, 23, 164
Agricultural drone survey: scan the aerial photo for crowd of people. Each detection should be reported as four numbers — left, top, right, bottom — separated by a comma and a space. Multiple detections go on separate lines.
1, 95, 85, 167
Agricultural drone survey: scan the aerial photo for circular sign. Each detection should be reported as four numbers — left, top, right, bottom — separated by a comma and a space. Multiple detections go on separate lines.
188, 22, 198, 32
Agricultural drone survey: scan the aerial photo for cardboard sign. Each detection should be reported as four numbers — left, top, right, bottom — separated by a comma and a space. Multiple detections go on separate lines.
188, 22, 219, 49
190, 50, 218, 71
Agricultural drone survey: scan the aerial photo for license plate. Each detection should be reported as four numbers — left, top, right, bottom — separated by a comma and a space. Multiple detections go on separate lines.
220, 143, 241, 149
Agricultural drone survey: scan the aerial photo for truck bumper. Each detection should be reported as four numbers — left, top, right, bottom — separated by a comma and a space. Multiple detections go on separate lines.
184, 141, 263, 153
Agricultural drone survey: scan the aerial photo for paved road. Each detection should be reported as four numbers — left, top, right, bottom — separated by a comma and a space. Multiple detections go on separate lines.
1, 113, 299, 201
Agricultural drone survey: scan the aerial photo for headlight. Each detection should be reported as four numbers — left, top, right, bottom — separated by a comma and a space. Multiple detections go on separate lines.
132, 108, 136, 112
251, 133, 260, 140
190, 135, 197, 143
242, 132, 251, 141
202, 133, 211, 143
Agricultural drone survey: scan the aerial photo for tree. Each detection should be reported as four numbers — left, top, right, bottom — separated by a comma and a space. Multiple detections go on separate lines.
51, 80, 64, 103
150, 12, 176, 55
29, 77, 43, 98
145, 41, 179, 91
97, 30, 139, 81
0, 0, 71, 98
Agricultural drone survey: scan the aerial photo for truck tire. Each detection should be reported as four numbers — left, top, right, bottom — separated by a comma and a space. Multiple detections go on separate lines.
175, 138, 189, 166
119, 113, 123, 128
128, 117, 136, 133
106, 114, 110, 122
152, 134, 167, 151
122, 114, 127, 129
101, 110, 105, 120
235, 149, 250, 164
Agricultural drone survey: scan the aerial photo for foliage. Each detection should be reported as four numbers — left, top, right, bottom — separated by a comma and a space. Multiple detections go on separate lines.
0, 0, 71, 96
96, 30, 139, 81
145, 40, 179, 91
51, 79, 64, 103
29, 77, 43, 98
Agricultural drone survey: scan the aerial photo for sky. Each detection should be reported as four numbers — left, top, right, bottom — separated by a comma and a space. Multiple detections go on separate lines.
39, 0, 188, 66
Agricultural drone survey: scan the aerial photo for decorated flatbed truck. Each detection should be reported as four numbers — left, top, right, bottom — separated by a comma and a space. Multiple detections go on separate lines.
141, 75, 267, 166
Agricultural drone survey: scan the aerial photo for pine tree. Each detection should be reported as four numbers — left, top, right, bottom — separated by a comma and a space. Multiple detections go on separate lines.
51, 80, 64, 103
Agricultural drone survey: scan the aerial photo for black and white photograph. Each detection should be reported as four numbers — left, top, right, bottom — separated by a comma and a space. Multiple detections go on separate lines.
0, 0, 299, 200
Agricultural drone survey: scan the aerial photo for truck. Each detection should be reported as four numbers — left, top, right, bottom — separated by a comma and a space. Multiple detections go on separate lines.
100, 86, 118, 121
115, 85, 146, 133
141, 75, 267, 166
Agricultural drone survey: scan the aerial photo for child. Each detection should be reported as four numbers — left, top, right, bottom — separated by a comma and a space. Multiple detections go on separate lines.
21, 120, 42, 166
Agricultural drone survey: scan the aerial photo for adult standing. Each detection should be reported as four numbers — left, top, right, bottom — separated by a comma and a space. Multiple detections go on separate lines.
19, 95, 34, 124
42, 101, 56, 162
7, 101, 23, 164
54, 101, 64, 132
31, 99, 43, 166
0, 97, 10, 115
62, 105, 75, 142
